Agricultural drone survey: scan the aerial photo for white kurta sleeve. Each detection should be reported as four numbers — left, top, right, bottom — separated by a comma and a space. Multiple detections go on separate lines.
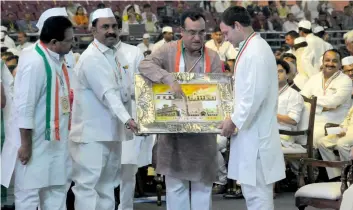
82, 59, 131, 124
231, 56, 268, 130
287, 91, 304, 123
16, 56, 45, 129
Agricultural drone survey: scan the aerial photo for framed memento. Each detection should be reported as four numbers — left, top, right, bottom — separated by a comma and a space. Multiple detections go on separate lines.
134, 73, 234, 134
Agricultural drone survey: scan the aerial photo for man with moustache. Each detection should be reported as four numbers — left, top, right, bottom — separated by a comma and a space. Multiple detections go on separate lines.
8, 15, 74, 210
219, 6, 286, 210
139, 10, 222, 210
69, 8, 138, 210
342, 56, 353, 81
301, 50, 352, 148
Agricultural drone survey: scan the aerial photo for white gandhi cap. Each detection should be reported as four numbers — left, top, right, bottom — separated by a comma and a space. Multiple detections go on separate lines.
162, 26, 173, 33
294, 37, 306, 45
342, 56, 353, 66
91, 8, 115, 23
36, 7, 68, 31
298, 20, 311, 30
143, 33, 150, 39
313, 26, 324, 34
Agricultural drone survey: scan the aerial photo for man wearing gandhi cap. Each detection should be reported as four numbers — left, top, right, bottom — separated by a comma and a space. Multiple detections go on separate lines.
0, 25, 16, 49
342, 56, 353, 81
69, 8, 138, 210
137, 33, 154, 53
1, 9, 74, 210
151, 26, 173, 52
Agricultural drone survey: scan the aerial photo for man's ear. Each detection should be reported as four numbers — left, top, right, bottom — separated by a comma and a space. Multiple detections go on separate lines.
49, 39, 57, 45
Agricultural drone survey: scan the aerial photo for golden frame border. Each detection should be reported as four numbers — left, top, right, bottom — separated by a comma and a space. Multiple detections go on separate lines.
134, 73, 234, 134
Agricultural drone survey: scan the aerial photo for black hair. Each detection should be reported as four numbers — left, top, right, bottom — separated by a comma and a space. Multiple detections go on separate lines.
213, 26, 221, 33
1, 47, 8, 53
6, 55, 19, 64
285, 30, 299, 39
92, 19, 98, 28
277, 59, 291, 74
281, 53, 297, 62
221, 6, 251, 27
97, 3, 105, 9
180, 10, 206, 28
1, 52, 14, 58
40, 16, 72, 44
322, 49, 342, 63
143, 3, 151, 9
314, 31, 325, 39
76, 6, 83, 15
298, 27, 312, 34
293, 41, 308, 50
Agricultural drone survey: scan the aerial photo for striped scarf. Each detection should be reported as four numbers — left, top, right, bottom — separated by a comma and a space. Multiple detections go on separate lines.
34, 43, 71, 141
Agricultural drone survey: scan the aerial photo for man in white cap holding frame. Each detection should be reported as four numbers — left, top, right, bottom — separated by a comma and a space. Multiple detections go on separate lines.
151, 26, 173, 52
69, 8, 138, 210
5, 11, 74, 210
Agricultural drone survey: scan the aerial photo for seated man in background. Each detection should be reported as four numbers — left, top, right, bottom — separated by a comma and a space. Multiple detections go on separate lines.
277, 59, 305, 152
342, 56, 353, 81
317, 106, 353, 179
301, 49, 352, 148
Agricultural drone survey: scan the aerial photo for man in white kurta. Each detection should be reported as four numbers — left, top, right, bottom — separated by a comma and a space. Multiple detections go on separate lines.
277, 59, 305, 153
220, 6, 286, 210
10, 15, 74, 210
69, 8, 138, 210
339, 148, 353, 210
205, 27, 238, 71
136, 33, 154, 54
115, 41, 154, 210
0, 26, 16, 49
301, 50, 352, 148
151, 26, 173, 53
342, 56, 353, 82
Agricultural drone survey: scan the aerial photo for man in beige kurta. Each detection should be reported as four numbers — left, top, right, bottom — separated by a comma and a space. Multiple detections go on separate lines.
139, 10, 222, 210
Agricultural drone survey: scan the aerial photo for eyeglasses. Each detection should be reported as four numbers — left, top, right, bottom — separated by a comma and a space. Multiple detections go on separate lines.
182, 28, 206, 37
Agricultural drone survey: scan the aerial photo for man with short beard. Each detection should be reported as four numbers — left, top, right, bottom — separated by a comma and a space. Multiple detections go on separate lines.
301, 49, 352, 148
7, 15, 74, 210
69, 8, 138, 210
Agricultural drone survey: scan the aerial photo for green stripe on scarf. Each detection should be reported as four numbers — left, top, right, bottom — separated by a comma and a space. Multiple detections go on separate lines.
1, 61, 7, 202
35, 44, 52, 141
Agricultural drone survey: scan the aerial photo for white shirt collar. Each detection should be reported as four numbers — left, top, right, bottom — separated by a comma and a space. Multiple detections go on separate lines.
42, 43, 64, 63
93, 38, 119, 54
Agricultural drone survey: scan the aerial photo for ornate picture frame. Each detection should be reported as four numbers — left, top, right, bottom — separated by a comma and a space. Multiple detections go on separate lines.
134, 73, 234, 134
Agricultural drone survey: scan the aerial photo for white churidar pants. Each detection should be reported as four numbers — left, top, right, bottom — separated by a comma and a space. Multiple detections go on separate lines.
69, 141, 121, 210
340, 185, 353, 210
240, 157, 274, 210
317, 132, 353, 179
15, 184, 67, 210
165, 176, 212, 210
216, 135, 227, 185
118, 164, 138, 210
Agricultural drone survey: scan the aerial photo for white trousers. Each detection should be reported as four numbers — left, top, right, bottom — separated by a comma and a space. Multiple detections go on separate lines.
118, 164, 138, 210
14, 184, 67, 210
241, 158, 274, 210
216, 135, 227, 185
317, 133, 353, 179
340, 185, 353, 210
69, 141, 121, 210
313, 122, 326, 148
165, 176, 212, 210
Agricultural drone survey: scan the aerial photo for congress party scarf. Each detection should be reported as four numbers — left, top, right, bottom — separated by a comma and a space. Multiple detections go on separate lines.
35, 42, 71, 141
174, 40, 211, 73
